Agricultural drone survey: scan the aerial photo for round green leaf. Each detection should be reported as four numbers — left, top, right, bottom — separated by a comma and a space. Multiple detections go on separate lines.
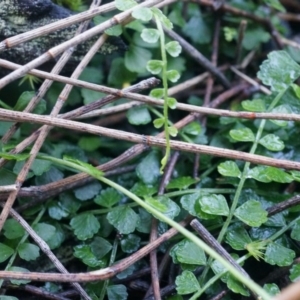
146, 59, 164, 75
153, 117, 165, 129
132, 7, 153, 22
165, 41, 182, 57
141, 28, 160, 43
230, 127, 255, 142
199, 194, 229, 216
259, 134, 285, 151
167, 97, 178, 109
166, 70, 180, 83
234, 200, 268, 227
150, 88, 164, 99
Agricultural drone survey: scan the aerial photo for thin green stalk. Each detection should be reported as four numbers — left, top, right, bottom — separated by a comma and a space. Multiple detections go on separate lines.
155, 15, 170, 172
217, 88, 287, 243
41, 155, 272, 300
148, 106, 194, 143
200, 88, 288, 284
189, 254, 251, 300
269, 215, 300, 242
91, 202, 138, 215
99, 237, 118, 300
164, 188, 235, 198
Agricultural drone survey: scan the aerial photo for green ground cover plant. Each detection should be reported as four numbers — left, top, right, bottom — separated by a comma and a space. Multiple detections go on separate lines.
1, 0, 300, 299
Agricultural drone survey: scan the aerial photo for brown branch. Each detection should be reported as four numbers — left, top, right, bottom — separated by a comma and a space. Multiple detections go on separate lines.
0, 217, 192, 282
1, 109, 299, 170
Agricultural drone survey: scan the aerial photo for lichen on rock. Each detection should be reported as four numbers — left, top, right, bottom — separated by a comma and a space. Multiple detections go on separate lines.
0, 0, 125, 71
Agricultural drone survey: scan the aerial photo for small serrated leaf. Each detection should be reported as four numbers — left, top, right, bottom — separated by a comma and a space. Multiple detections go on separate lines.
167, 176, 198, 190
8, 267, 30, 285
94, 188, 122, 208
172, 239, 206, 265
234, 200, 268, 227
0, 243, 14, 263
226, 226, 252, 250
230, 127, 255, 142
259, 134, 285, 151
270, 105, 292, 127
241, 99, 266, 112
3, 219, 25, 239
18, 243, 40, 261
257, 50, 300, 92
107, 285, 128, 300
265, 242, 295, 266
121, 234, 141, 253
70, 213, 100, 240
175, 270, 200, 295
199, 194, 229, 216
107, 205, 139, 234
218, 161, 241, 177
